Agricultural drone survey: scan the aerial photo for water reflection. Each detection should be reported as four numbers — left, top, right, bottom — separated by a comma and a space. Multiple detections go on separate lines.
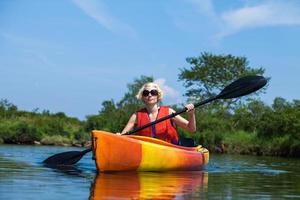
89, 171, 208, 199
44, 164, 84, 176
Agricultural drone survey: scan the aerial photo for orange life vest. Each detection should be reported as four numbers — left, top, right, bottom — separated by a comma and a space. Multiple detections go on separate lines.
136, 106, 179, 144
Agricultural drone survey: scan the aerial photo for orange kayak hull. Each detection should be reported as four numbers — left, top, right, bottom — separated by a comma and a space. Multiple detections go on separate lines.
91, 130, 209, 172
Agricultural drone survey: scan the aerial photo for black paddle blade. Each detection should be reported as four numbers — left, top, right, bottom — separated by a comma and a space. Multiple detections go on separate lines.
218, 75, 267, 99
43, 148, 92, 166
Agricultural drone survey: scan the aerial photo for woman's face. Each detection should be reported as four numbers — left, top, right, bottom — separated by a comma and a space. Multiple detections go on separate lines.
142, 85, 159, 105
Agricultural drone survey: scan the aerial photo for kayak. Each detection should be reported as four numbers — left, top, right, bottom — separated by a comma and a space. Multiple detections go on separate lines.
91, 130, 209, 172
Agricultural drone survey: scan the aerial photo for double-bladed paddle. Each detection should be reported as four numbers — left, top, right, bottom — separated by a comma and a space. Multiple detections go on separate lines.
43, 75, 267, 166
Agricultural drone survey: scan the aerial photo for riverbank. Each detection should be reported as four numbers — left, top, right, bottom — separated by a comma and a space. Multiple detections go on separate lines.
0, 135, 91, 148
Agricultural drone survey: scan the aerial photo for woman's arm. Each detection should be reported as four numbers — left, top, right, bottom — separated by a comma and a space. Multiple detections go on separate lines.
119, 113, 137, 135
170, 104, 196, 133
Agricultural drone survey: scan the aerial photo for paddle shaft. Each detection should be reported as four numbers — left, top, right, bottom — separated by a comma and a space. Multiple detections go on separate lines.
126, 96, 217, 135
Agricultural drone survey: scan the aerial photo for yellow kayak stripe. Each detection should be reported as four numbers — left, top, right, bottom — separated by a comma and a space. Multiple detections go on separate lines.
138, 142, 181, 171
137, 142, 207, 171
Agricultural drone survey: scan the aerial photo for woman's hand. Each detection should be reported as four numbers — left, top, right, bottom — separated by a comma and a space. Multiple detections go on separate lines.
185, 103, 195, 114
169, 103, 196, 133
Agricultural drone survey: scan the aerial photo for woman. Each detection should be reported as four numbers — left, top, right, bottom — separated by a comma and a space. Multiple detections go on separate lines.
117, 82, 196, 144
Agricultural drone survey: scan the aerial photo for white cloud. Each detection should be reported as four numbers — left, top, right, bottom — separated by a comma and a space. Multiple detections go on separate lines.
154, 78, 180, 99
181, 0, 300, 42
73, 0, 137, 38
216, 1, 300, 40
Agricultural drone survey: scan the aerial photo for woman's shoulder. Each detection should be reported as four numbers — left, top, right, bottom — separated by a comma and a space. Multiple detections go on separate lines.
159, 105, 175, 114
136, 107, 147, 113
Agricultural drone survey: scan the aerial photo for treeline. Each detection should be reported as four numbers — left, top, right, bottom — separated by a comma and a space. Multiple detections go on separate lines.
1, 52, 299, 157
1, 96, 299, 156
0, 99, 88, 146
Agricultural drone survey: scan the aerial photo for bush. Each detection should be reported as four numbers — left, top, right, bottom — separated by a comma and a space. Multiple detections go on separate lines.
223, 131, 257, 154
193, 130, 225, 152
0, 121, 42, 144
40, 135, 73, 146
74, 131, 90, 142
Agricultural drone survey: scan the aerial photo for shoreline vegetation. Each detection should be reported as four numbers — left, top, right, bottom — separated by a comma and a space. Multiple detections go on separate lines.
1, 95, 299, 157
1, 54, 299, 157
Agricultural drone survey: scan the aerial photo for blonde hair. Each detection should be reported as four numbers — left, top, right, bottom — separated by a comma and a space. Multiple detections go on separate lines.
136, 82, 164, 101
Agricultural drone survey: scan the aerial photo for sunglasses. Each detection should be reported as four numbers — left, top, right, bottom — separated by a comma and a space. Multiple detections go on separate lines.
142, 89, 159, 97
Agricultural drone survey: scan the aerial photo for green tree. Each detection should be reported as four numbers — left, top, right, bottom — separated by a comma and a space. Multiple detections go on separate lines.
178, 52, 267, 106
272, 97, 290, 111
0, 99, 18, 119
233, 100, 270, 132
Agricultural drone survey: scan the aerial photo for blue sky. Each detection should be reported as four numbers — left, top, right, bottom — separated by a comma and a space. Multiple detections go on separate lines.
0, 0, 300, 120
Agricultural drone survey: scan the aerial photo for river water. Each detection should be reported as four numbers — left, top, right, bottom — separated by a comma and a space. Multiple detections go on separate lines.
0, 144, 299, 199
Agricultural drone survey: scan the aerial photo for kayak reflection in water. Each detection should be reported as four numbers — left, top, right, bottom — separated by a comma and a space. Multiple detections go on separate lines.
89, 171, 208, 199
117, 82, 196, 144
